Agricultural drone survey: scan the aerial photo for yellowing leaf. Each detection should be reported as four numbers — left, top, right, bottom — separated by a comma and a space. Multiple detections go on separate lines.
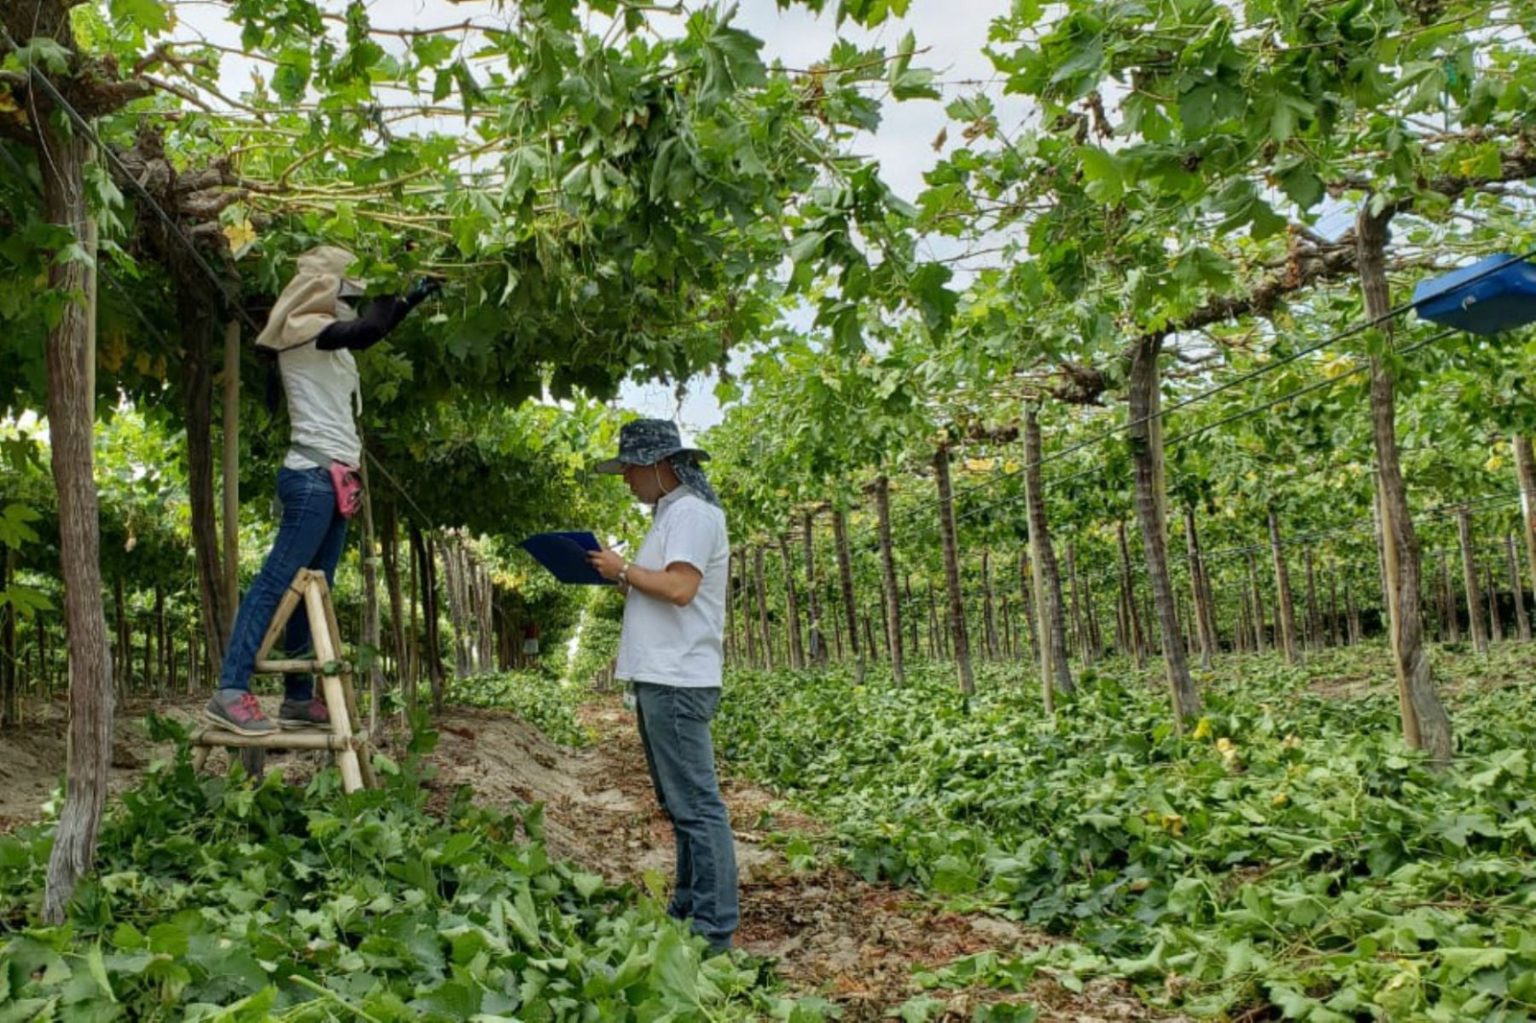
1486, 455, 1504, 473
1320, 354, 1355, 379
1191, 717, 1212, 740
963, 457, 996, 474
99, 330, 127, 373
222, 219, 258, 255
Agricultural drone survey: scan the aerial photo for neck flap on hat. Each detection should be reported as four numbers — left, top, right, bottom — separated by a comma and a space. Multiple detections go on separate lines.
667, 454, 721, 508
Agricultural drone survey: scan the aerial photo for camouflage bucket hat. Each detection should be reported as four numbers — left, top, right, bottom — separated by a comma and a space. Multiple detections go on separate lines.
593, 419, 710, 474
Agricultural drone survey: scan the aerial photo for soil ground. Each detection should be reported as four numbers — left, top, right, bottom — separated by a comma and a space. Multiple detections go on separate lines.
1, 692, 1172, 1021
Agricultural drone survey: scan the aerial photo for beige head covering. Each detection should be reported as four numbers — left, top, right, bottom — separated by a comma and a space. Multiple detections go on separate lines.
254, 246, 366, 353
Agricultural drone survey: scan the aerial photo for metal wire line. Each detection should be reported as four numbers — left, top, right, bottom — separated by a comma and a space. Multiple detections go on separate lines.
1079, 489, 1529, 590
1029, 326, 1464, 497
882, 246, 1536, 544
845, 324, 1463, 562
15, 32, 1535, 572
6, 39, 483, 535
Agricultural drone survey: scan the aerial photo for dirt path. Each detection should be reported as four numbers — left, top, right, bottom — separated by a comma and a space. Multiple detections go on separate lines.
0, 694, 202, 833
422, 698, 1167, 1021
3, 694, 1168, 1020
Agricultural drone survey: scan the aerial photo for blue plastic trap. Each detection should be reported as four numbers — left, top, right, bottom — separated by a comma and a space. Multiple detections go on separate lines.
1413, 253, 1536, 335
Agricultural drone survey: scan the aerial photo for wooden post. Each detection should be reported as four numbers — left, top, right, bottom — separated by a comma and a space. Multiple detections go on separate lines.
802, 510, 825, 664
1438, 552, 1459, 642
1303, 547, 1323, 650
778, 534, 805, 670
934, 442, 974, 695
1184, 507, 1216, 669
40, 119, 113, 923
1514, 437, 1536, 618
358, 449, 382, 735
1246, 549, 1267, 652
982, 548, 1000, 661
926, 582, 939, 659
1486, 560, 1503, 644
1029, 524, 1057, 697
1127, 336, 1199, 722
1117, 521, 1146, 666
302, 573, 364, 792
222, 322, 240, 625
1064, 543, 1084, 664
1457, 505, 1488, 655
1358, 203, 1452, 762
904, 572, 917, 657
724, 549, 737, 665
1345, 572, 1362, 645
1016, 548, 1039, 662
84, 153, 99, 410
1377, 481, 1421, 745
0, 549, 14, 729
1327, 565, 1341, 648
1508, 534, 1530, 642
873, 477, 905, 684
752, 544, 774, 672
1023, 408, 1072, 696
1268, 510, 1300, 665
1083, 559, 1104, 659
736, 549, 755, 666
406, 524, 419, 711
832, 506, 863, 682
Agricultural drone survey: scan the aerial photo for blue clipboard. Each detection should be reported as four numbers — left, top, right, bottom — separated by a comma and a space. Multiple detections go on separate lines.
520, 531, 614, 586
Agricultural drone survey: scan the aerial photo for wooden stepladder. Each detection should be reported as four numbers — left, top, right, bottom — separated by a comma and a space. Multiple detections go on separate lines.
191, 568, 377, 792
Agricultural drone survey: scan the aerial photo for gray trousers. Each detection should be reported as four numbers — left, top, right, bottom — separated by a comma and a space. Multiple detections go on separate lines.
633, 682, 739, 950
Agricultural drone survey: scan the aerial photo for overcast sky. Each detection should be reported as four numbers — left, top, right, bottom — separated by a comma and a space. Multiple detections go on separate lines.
625, 1, 1022, 433
175, 0, 1024, 436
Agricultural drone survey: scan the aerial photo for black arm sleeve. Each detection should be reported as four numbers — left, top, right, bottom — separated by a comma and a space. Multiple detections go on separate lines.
315, 295, 414, 352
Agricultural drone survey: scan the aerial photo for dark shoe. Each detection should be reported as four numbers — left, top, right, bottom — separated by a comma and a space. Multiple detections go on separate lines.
206, 689, 276, 737
278, 697, 331, 730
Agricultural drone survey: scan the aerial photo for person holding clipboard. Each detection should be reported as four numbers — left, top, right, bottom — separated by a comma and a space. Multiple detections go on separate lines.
586, 419, 737, 957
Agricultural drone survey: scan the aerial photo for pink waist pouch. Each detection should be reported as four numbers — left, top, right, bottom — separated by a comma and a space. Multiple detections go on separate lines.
329, 462, 364, 519
292, 444, 364, 519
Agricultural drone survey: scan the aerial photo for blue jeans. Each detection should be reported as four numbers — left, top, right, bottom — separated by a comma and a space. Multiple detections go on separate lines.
218, 467, 348, 700
634, 683, 739, 950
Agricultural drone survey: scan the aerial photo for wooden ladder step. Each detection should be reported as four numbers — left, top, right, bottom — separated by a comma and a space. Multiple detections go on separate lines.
254, 658, 333, 675
188, 568, 371, 792
190, 728, 371, 752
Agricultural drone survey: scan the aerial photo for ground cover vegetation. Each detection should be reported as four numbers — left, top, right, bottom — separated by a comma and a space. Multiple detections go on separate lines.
4, 0, 1536, 1018
715, 649, 1536, 1020
0, 725, 818, 1021
447, 670, 593, 748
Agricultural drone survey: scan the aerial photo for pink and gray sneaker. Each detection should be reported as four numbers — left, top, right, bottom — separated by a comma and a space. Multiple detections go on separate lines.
206, 689, 276, 736
278, 697, 331, 731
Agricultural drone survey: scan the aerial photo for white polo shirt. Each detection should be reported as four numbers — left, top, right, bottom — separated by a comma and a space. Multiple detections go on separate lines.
615, 486, 730, 688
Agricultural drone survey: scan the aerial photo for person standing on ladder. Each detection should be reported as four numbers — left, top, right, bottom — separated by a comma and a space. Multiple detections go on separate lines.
587, 419, 738, 956
206, 246, 438, 736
